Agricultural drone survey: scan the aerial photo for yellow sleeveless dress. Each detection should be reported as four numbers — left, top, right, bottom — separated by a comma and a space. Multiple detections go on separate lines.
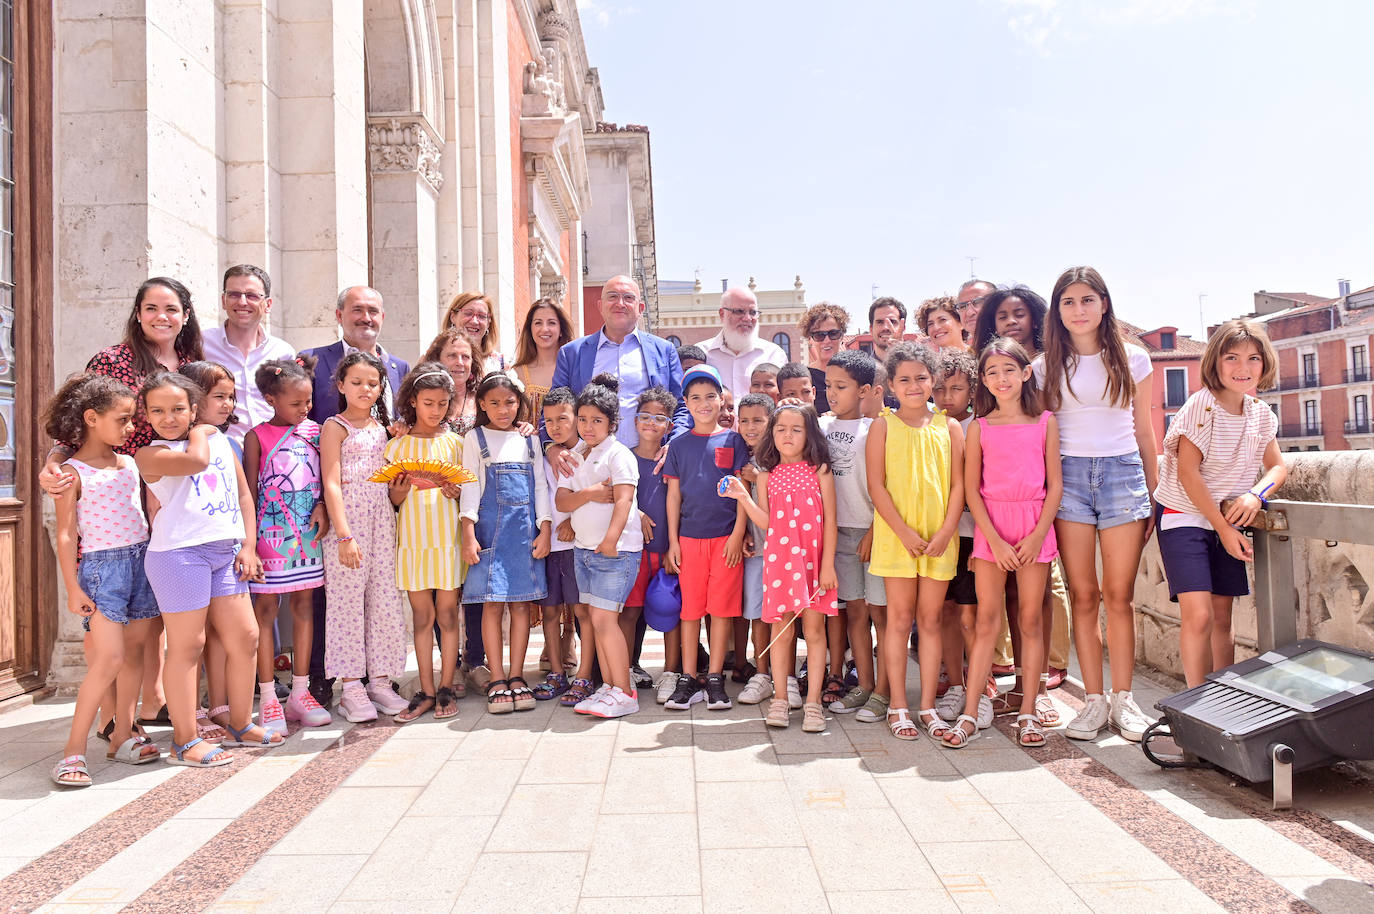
868, 408, 957, 581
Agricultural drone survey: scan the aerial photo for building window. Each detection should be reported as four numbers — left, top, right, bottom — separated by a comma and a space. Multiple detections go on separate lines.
773, 332, 791, 361
1303, 399, 1319, 435
1351, 345, 1369, 383
1164, 367, 1188, 409
1353, 395, 1370, 434
1163, 413, 1174, 434
666, 335, 681, 348
1301, 352, 1318, 386
1159, 330, 1175, 350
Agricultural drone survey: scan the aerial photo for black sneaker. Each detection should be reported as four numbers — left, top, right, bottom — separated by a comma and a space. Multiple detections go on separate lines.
308, 677, 334, 710
704, 673, 732, 710
273, 677, 290, 701
664, 674, 704, 710
843, 659, 859, 690
631, 664, 653, 689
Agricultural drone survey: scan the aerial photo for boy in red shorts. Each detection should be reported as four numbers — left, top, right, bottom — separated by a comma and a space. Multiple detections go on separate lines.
663, 365, 749, 710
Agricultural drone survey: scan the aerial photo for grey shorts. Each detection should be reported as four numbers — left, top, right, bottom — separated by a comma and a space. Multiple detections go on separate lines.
742, 555, 764, 621
834, 526, 886, 607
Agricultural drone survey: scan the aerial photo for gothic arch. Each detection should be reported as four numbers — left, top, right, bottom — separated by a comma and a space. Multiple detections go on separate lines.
363, 0, 444, 137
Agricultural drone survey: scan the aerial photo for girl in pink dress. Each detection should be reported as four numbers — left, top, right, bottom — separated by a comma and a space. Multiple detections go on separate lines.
724, 404, 837, 734
957, 338, 1062, 748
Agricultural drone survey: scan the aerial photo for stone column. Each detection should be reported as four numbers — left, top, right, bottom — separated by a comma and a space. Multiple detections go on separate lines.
275, 0, 370, 350
476, 0, 517, 348
368, 116, 444, 362
456, 0, 485, 296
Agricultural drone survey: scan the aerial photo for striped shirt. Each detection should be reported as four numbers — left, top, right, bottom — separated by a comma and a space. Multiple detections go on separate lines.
1154, 388, 1277, 530
385, 430, 464, 590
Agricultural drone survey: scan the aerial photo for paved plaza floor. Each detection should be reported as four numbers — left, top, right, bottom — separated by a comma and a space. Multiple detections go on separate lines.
2, 639, 1373, 914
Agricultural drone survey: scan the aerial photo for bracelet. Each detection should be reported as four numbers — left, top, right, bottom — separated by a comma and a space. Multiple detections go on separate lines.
336, 535, 355, 544
1246, 491, 1268, 509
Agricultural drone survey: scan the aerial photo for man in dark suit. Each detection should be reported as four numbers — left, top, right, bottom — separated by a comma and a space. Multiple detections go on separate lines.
300, 285, 410, 708
545, 274, 688, 472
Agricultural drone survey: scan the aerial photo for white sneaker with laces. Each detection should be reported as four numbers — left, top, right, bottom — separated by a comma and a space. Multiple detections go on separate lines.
935, 684, 965, 722
1110, 690, 1151, 742
738, 673, 773, 705
339, 686, 377, 723
655, 671, 678, 705
786, 676, 803, 710
366, 681, 409, 716
258, 696, 287, 736
1065, 693, 1109, 740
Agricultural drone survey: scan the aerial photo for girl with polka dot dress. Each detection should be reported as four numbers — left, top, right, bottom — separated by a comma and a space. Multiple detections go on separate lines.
724, 404, 837, 733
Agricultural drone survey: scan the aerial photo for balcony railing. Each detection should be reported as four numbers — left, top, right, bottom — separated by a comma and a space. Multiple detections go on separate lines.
1279, 422, 1322, 438
1346, 419, 1371, 435
1277, 373, 1322, 391
1345, 367, 1371, 384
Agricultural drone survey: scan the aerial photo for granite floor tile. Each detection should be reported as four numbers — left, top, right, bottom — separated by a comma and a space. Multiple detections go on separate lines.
409, 758, 522, 816
796, 805, 942, 892
601, 756, 695, 814
576, 896, 702, 914
699, 846, 828, 914
880, 775, 1015, 844
697, 779, 804, 849
449, 723, 543, 760
209, 853, 370, 913
611, 714, 694, 756
485, 783, 602, 852
998, 800, 1182, 883
1273, 875, 1374, 914
338, 815, 493, 902
1150, 794, 1347, 879
521, 733, 615, 784
453, 851, 586, 913
692, 733, 784, 782
779, 753, 891, 809
826, 888, 961, 913
1068, 878, 1228, 914
342, 738, 455, 787
581, 812, 699, 897
270, 786, 420, 855
919, 839, 1095, 913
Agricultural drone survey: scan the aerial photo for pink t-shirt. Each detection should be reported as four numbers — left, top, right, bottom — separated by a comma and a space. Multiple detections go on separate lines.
67, 454, 150, 552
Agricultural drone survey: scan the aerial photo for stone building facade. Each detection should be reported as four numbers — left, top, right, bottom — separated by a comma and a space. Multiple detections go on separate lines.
2, 0, 650, 702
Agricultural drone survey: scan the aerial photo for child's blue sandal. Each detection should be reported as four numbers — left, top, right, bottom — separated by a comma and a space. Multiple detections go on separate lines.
221, 720, 285, 749
166, 736, 233, 768
534, 672, 569, 701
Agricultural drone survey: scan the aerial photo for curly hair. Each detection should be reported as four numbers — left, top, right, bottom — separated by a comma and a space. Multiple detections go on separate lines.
884, 341, 941, 382
397, 361, 457, 427
254, 353, 318, 399
915, 295, 960, 335
797, 301, 849, 339
43, 373, 137, 448
636, 385, 677, 414
333, 350, 392, 428
576, 373, 622, 432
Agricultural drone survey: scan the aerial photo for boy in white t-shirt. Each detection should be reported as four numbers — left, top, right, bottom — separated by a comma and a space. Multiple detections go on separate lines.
820, 350, 887, 716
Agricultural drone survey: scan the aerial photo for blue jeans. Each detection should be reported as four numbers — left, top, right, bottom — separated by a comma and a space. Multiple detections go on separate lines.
574, 548, 641, 611
1057, 453, 1151, 529
78, 541, 159, 630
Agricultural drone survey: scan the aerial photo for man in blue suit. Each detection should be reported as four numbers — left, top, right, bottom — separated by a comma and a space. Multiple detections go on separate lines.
300, 286, 409, 424
546, 275, 688, 471
299, 285, 410, 709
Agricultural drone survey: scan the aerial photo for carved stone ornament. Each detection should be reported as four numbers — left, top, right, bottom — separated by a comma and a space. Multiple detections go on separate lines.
537, 9, 572, 43
542, 276, 567, 303
522, 47, 566, 117
529, 237, 546, 271
368, 117, 444, 193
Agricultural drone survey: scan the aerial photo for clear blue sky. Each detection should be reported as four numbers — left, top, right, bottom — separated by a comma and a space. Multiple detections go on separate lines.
578, 0, 1374, 337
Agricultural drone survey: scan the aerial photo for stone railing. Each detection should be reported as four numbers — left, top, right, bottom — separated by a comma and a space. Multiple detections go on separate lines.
1134, 451, 1374, 678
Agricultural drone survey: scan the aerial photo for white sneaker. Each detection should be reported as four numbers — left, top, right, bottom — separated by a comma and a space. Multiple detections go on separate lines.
584, 686, 639, 719
738, 673, 773, 705
935, 684, 965, 722
258, 696, 287, 736
338, 685, 377, 723
975, 694, 994, 730
1110, 690, 1152, 742
367, 681, 409, 716
574, 683, 613, 714
786, 676, 803, 710
1065, 693, 1109, 740
655, 671, 678, 705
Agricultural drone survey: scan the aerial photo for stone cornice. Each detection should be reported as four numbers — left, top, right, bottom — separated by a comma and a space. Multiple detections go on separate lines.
367, 115, 444, 194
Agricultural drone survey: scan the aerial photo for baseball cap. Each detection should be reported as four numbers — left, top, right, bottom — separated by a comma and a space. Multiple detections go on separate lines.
682, 363, 723, 392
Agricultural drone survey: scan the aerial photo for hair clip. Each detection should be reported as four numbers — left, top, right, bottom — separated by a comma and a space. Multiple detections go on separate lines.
273, 366, 282, 375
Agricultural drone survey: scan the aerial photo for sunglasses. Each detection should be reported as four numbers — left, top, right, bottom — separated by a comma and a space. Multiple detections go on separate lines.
809, 329, 845, 342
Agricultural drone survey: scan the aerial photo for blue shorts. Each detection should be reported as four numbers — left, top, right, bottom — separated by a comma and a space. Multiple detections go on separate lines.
574, 548, 642, 612
1156, 507, 1250, 602
1057, 454, 1151, 529
742, 555, 764, 621
79, 541, 159, 630
145, 539, 248, 614
541, 548, 578, 607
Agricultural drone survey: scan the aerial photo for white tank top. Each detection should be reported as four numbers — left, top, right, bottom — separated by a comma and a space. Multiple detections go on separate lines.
145, 431, 245, 552
67, 454, 149, 552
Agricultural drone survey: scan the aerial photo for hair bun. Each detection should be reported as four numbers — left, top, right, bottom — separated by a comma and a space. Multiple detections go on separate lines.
590, 372, 621, 393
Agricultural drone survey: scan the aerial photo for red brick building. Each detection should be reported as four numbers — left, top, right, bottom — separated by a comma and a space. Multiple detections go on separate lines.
1118, 322, 1207, 445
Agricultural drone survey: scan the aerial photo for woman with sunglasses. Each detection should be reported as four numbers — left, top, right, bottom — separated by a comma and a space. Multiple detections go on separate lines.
797, 302, 850, 413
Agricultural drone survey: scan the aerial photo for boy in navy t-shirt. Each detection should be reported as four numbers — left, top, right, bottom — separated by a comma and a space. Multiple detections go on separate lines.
663, 365, 748, 711
626, 386, 678, 701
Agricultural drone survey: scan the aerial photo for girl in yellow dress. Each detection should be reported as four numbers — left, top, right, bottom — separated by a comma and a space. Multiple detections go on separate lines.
386, 363, 465, 721
866, 342, 965, 742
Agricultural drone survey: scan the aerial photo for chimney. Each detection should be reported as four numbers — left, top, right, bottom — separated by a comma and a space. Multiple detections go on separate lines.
721, 279, 727, 292
1338, 278, 1351, 297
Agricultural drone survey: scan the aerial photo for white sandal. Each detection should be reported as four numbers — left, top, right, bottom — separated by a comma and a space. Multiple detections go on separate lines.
887, 708, 919, 741
1017, 714, 1047, 747
107, 736, 160, 765
918, 708, 951, 740
1034, 693, 1060, 726
51, 754, 91, 787
943, 714, 979, 749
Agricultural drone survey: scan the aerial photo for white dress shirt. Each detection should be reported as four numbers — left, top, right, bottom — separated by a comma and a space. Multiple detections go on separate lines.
201, 324, 296, 444
701, 330, 787, 397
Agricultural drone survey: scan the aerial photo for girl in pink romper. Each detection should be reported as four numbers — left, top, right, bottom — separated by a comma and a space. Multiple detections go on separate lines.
957, 338, 1063, 748
724, 404, 837, 733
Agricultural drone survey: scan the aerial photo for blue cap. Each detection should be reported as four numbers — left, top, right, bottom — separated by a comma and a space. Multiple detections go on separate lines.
682, 363, 723, 392
643, 569, 682, 632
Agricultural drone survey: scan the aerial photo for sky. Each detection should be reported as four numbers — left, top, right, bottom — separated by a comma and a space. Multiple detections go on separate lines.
576, 0, 1374, 338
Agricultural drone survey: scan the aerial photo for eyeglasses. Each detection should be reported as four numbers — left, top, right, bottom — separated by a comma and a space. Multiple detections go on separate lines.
724, 308, 759, 319
604, 292, 639, 305
635, 412, 672, 425
809, 329, 845, 342
957, 297, 987, 312
224, 290, 265, 304
457, 308, 490, 324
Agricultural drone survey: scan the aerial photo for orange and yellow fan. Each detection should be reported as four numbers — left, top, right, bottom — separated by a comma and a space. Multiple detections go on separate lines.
368, 458, 476, 489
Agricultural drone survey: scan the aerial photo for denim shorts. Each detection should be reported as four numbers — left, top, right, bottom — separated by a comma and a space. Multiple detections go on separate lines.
574, 547, 642, 612
541, 548, 579, 607
78, 541, 159, 630
742, 555, 765, 621
834, 527, 886, 606
144, 539, 248, 614
1057, 453, 1152, 529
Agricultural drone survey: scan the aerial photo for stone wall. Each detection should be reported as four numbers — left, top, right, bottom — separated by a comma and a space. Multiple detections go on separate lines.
1134, 451, 1374, 678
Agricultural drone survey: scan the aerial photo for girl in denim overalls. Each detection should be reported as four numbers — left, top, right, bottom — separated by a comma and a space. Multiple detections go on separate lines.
460, 373, 552, 714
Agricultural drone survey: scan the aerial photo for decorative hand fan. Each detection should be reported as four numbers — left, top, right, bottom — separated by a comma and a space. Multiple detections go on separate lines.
368, 458, 476, 487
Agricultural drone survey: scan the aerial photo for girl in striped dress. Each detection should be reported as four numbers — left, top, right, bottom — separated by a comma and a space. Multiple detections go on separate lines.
386, 363, 465, 721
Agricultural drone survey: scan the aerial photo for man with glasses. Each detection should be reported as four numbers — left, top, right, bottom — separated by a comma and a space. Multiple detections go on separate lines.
955, 279, 997, 342
549, 275, 689, 460
700, 286, 786, 398
201, 264, 297, 443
